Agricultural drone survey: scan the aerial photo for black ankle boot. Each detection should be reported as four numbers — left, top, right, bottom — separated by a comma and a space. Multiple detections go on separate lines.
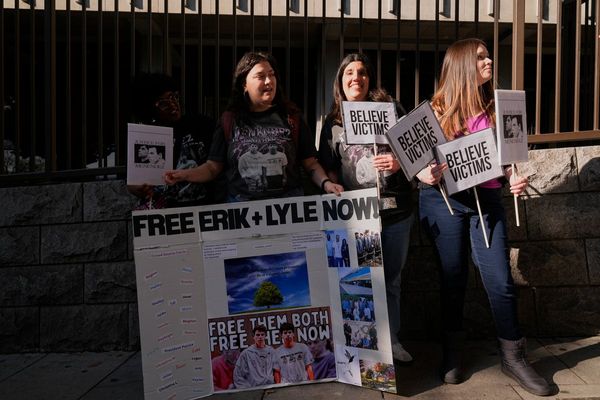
498, 337, 553, 396
441, 331, 466, 384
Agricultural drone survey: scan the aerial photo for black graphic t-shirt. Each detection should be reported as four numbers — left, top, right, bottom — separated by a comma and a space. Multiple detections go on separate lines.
318, 115, 413, 225
138, 114, 221, 209
209, 106, 316, 201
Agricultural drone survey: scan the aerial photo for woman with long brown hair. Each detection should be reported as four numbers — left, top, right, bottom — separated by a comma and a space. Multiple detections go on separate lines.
417, 39, 552, 396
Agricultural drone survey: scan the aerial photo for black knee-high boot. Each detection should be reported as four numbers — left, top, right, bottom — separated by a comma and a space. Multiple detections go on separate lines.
498, 337, 553, 396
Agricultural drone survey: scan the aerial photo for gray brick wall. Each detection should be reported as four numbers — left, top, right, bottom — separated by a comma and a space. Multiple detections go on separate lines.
0, 145, 599, 352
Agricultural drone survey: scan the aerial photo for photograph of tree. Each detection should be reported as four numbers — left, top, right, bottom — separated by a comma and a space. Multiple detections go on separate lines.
224, 251, 311, 315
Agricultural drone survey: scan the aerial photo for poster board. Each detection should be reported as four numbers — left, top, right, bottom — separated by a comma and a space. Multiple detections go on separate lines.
133, 189, 397, 399
127, 123, 174, 186
341, 101, 396, 145
385, 101, 447, 180
435, 128, 504, 195
494, 90, 528, 164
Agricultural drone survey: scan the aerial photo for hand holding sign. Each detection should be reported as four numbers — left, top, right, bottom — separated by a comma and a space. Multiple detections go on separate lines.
416, 162, 448, 186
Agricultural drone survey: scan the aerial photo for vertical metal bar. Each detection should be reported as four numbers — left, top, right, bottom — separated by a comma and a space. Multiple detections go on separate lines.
82, 0, 87, 166
251, 0, 255, 51
512, 0, 525, 90
339, 0, 344, 63
593, 0, 600, 130
148, 0, 153, 71
180, 0, 186, 114
286, 0, 290, 97
574, 0, 581, 131
198, 1, 203, 114
131, 0, 136, 79
554, 0, 562, 132
216, 0, 221, 116
321, 0, 326, 120
435, 0, 440, 91
415, 0, 420, 107
65, 0, 71, 169
395, 0, 401, 102
45, 0, 56, 172
454, 0, 459, 40
303, 0, 308, 115
377, 0, 382, 88
29, 0, 36, 172
114, 0, 120, 164
0, 0, 4, 172
163, 0, 169, 74
359, 0, 363, 53
15, 0, 21, 171
493, 0, 499, 88
233, 0, 237, 70
98, 0, 104, 167
475, 0, 480, 35
268, 0, 272, 54
535, 0, 543, 134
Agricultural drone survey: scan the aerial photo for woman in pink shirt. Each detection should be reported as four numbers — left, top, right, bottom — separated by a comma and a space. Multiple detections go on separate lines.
416, 38, 552, 396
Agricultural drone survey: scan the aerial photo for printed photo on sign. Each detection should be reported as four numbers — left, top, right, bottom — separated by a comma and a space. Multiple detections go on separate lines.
325, 229, 350, 268
224, 252, 310, 315
336, 347, 361, 384
342, 101, 396, 145
354, 230, 381, 267
435, 128, 503, 195
208, 307, 333, 391
127, 123, 173, 185
494, 89, 528, 164
359, 359, 396, 393
342, 320, 379, 350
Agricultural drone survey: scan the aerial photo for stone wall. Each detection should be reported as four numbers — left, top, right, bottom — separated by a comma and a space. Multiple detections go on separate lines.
1, 145, 599, 352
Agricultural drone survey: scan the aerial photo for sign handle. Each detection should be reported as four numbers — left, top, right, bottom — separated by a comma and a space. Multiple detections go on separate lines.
373, 143, 382, 196
473, 187, 490, 249
438, 182, 454, 215
512, 163, 520, 227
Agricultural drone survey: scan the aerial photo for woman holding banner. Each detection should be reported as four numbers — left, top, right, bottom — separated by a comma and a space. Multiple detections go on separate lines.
318, 53, 414, 363
164, 52, 343, 200
416, 39, 551, 396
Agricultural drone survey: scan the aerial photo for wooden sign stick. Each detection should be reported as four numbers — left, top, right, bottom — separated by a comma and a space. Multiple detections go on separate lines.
512, 163, 520, 227
473, 187, 490, 249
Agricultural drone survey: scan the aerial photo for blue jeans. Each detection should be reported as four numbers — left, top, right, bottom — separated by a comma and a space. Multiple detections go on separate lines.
419, 186, 520, 340
382, 214, 414, 344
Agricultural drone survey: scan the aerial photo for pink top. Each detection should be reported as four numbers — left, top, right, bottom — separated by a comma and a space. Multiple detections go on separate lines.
455, 113, 502, 189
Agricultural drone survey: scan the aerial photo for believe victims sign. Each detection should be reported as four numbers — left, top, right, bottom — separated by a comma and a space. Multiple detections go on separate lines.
386, 101, 447, 179
435, 128, 504, 195
342, 101, 396, 145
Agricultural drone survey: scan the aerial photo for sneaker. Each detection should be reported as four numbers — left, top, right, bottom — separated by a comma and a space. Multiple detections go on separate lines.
392, 342, 413, 362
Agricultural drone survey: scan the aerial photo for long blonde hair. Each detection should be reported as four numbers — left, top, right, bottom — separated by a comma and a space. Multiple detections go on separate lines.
431, 38, 495, 140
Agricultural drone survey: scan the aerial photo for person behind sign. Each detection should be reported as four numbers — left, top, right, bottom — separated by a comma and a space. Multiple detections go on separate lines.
233, 325, 278, 389
273, 322, 314, 383
416, 38, 552, 396
127, 73, 219, 209
164, 52, 343, 200
318, 53, 414, 363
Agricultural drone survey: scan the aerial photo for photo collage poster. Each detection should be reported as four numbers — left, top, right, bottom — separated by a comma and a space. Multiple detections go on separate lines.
132, 189, 396, 399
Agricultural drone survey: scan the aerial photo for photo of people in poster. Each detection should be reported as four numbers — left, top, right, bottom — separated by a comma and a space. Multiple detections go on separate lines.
134, 143, 166, 167
224, 252, 311, 315
503, 114, 524, 139
324, 229, 350, 268
354, 230, 381, 267
339, 268, 378, 350
208, 307, 334, 391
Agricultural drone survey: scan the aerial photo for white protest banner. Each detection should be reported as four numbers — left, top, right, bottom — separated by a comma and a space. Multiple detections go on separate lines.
342, 101, 396, 145
127, 123, 174, 186
494, 90, 528, 165
385, 101, 446, 180
435, 128, 504, 195
133, 189, 398, 399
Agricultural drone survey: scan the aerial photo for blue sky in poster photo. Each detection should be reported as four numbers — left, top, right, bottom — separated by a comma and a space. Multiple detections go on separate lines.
224, 251, 311, 315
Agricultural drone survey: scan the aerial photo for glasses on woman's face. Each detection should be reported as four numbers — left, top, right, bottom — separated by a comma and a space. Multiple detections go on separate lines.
155, 91, 179, 110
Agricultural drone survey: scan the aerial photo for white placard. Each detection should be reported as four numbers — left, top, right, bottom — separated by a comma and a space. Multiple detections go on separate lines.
341, 101, 396, 145
385, 101, 447, 179
435, 128, 504, 195
494, 90, 528, 164
127, 123, 173, 186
